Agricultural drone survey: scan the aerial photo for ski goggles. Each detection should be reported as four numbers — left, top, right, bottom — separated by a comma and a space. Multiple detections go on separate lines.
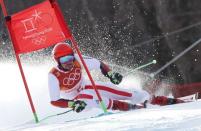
59, 55, 74, 64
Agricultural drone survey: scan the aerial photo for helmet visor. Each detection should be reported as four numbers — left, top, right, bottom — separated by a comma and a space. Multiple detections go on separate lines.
59, 55, 74, 64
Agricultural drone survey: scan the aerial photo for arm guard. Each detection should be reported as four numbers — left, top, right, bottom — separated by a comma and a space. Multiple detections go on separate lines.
100, 62, 111, 76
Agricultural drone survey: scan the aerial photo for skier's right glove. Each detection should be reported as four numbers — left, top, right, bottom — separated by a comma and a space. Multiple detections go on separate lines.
106, 71, 123, 85
68, 100, 87, 113
100, 62, 123, 84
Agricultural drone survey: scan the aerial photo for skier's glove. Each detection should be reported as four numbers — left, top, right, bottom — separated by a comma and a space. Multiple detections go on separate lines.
106, 71, 123, 85
68, 100, 87, 113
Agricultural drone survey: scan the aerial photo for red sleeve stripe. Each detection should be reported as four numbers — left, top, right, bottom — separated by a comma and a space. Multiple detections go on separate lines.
74, 94, 93, 100
85, 85, 132, 97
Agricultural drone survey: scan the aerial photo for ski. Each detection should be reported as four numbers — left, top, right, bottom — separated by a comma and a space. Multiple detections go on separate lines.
178, 92, 199, 102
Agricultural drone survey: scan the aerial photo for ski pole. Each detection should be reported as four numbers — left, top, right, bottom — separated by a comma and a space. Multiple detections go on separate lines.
150, 38, 201, 78
39, 109, 73, 122
124, 60, 157, 77
133, 21, 201, 48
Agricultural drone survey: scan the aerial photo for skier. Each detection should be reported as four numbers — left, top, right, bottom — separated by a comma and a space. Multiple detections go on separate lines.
48, 42, 184, 113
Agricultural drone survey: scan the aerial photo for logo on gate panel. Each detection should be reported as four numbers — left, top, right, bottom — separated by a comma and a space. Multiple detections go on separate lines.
21, 17, 37, 33
20, 10, 50, 46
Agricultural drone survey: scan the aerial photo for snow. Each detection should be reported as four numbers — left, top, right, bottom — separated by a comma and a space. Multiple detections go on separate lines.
0, 62, 201, 131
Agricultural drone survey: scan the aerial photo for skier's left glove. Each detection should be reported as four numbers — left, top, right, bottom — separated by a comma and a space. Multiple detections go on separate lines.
68, 100, 87, 113
106, 71, 123, 85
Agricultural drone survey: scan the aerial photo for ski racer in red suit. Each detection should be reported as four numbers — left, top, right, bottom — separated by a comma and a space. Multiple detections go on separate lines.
48, 42, 184, 113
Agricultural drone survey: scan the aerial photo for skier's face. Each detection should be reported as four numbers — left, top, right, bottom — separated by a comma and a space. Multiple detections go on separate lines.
59, 55, 74, 71
61, 61, 74, 71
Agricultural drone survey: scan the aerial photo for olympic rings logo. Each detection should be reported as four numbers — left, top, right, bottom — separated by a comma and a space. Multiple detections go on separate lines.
32, 36, 46, 45
63, 68, 81, 86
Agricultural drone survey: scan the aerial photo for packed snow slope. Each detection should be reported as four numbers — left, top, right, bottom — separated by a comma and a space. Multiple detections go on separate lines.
0, 62, 201, 131
8, 100, 201, 131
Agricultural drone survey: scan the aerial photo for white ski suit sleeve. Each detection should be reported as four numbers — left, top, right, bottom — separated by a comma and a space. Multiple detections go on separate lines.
74, 54, 101, 70
48, 73, 60, 101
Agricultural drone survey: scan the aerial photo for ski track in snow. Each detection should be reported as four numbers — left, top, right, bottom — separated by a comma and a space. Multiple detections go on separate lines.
1, 63, 201, 131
